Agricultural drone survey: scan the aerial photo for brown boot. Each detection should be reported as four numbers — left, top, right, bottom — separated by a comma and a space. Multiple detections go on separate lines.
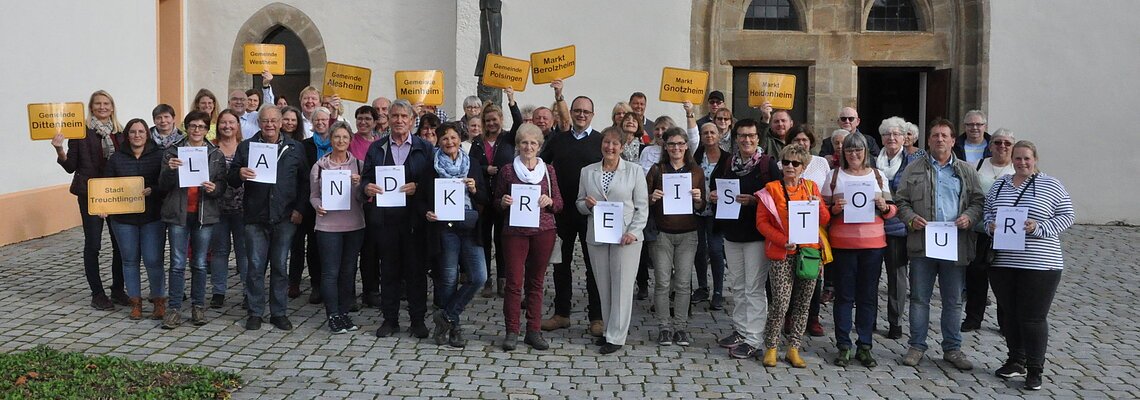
588, 320, 605, 337
128, 297, 143, 320
540, 315, 571, 331
150, 297, 167, 320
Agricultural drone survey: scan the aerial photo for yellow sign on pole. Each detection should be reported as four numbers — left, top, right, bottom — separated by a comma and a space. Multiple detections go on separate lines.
28, 102, 86, 140
394, 70, 445, 106
482, 54, 531, 91
659, 67, 709, 104
87, 177, 146, 215
323, 62, 372, 103
748, 73, 797, 109
530, 45, 576, 84
243, 44, 286, 75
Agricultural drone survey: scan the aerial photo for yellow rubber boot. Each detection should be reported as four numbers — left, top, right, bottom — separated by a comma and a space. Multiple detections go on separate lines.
762, 347, 779, 367
786, 347, 807, 368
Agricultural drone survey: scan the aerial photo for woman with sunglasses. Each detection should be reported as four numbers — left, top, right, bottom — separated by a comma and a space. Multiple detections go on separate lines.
962, 128, 1017, 332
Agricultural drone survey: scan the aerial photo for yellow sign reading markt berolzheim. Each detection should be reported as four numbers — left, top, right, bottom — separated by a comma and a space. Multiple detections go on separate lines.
530, 45, 575, 84
659, 67, 709, 105
28, 102, 86, 140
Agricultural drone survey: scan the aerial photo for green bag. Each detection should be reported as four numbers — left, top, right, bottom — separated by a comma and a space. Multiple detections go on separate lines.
796, 247, 822, 280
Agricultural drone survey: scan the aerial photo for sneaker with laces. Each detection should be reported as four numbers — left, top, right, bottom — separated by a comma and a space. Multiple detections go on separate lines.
690, 287, 709, 304
833, 346, 852, 367
1024, 370, 1043, 390
448, 324, 467, 348
996, 360, 1027, 379
328, 315, 347, 334
900, 347, 924, 366
191, 305, 207, 326
854, 345, 877, 368
729, 343, 759, 359
341, 314, 359, 331
432, 310, 451, 345
943, 349, 974, 370
91, 293, 115, 311
161, 310, 183, 329
717, 331, 745, 349
658, 329, 673, 346
673, 330, 691, 346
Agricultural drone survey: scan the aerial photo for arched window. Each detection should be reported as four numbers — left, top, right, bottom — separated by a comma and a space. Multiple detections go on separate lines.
867, 0, 921, 31
256, 26, 311, 106
743, 0, 799, 31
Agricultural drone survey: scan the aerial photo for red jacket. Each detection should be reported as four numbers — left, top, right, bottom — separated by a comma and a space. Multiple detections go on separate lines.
755, 179, 831, 261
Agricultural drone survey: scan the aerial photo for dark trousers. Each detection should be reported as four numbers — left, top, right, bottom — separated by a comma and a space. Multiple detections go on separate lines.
989, 267, 1061, 370
832, 248, 884, 349
636, 243, 651, 290
317, 229, 364, 317
503, 231, 556, 333
359, 225, 381, 295
288, 216, 320, 288
479, 208, 505, 283
553, 213, 602, 321
378, 223, 427, 324
78, 196, 123, 296
964, 235, 993, 326
884, 235, 910, 328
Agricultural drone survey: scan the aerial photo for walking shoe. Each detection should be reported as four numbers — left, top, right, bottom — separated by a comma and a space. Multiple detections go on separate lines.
210, 294, 225, 309
595, 336, 608, 346
540, 315, 571, 331
269, 316, 293, 331
448, 324, 467, 348
635, 285, 649, 300
588, 320, 605, 337
245, 316, 262, 330
961, 320, 981, 332
287, 284, 301, 299
729, 343, 759, 359
308, 287, 322, 304
808, 316, 825, 337
900, 347, 924, 366
376, 322, 400, 338
658, 329, 673, 346
785, 347, 807, 368
191, 305, 207, 326
111, 290, 130, 306
599, 343, 623, 354
91, 293, 115, 311
690, 287, 709, 304
762, 347, 778, 367
996, 360, 1027, 379
673, 331, 692, 346
501, 332, 518, 351
943, 350, 974, 370
854, 345, 877, 368
342, 314, 359, 331
432, 310, 451, 345
709, 294, 725, 311
409, 322, 430, 339
524, 331, 549, 350
833, 346, 852, 367
1024, 370, 1043, 390
717, 331, 746, 349
328, 315, 347, 334
128, 297, 143, 320
150, 297, 167, 320
161, 310, 182, 329
480, 282, 495, 298
886, 325, 903, 339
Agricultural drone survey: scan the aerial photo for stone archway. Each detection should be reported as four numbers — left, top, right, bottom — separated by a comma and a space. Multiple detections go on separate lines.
227, 2, 326, 94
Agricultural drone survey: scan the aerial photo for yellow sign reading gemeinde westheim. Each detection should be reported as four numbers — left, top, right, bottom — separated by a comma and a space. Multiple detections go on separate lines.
748, 73, 796, 110
323, 62, 372, 103
530, 45, 575, 84
88, 177, 145, 215
243, 44, 286, 75
482, 54, 531, 91
28, 102, 86, 140
394, 70, 445, 106
659, 67, 709, 104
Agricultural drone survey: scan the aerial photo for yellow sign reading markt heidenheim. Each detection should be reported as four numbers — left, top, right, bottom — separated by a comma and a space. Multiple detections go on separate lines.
323, 62, 372, 103
748, 73, 796, 110
659, 67, 709, 105
28, 102, 86, 140
88, 177, 145, 215
395, 70, 445, 106
482, 54, 531, 91
243, 44, 285, 75
530, 45, 575, 84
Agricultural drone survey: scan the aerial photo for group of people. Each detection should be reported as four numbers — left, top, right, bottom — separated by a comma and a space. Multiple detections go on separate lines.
53, 79, 1072, 391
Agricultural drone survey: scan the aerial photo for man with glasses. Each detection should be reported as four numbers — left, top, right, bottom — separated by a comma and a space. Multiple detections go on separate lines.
953, 110, 991, 164
820, 107, 879, 157
227, 106, 311, 331
696, 90, 726, 128
538, 94, 606, 337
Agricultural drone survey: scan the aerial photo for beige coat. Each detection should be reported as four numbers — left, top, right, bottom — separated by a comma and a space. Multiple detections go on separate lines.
576, 158, 649, 245
894, 154, 985, 266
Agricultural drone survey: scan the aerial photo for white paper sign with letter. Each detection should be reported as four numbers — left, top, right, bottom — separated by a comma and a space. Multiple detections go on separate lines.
662, 173, 693, 215
925, 221, 958, 261
177, 146, 209, 188
993, 206, 1028, 251
843, 180, 876, 223
375, 166, 406, 207
321, 169, 351, 211
248, 142, 277, 184
787, 200, 819, 244
434, 178, 465, 221
592, 201, 624, 244
509, 184, 541, 228
714, 179, 741, 220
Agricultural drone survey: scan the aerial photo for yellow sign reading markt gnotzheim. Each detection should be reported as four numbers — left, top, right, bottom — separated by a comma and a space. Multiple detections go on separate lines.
88, 177, 146, 215
28, 102, 86, 140
659, 67, 709, 105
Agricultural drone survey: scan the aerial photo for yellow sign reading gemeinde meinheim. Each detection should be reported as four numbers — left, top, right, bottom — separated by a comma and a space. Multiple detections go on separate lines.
530, 45, 575, 84
482, 54, 531, 91
748, 73, 796, 110
323, 62, 372, 103
28, 102, 86, 140
88, 177, 145, 215
243, 44, 286, 75
394, 70, 445, 106
659, 67, 709, 104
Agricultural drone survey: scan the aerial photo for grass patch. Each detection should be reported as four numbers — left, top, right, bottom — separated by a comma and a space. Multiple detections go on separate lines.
0, 345, 242, 399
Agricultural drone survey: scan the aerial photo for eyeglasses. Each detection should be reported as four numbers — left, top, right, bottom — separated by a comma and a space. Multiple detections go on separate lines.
838, 116, 856, 122
187, 124, 208, 131
230, 97, 246, 102
965, 123, 986, 127
571, 109, 593, 115
665, 141, 687, 148
708, 100, 724, 105
992, 140, 1013, 147
781, 159, 803, 168
736, 133, 758, 139
715, 117, 733, 122
843, 148, 865, 154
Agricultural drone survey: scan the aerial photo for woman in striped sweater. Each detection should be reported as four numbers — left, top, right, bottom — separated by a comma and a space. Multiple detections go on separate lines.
984, 140, 1074, 391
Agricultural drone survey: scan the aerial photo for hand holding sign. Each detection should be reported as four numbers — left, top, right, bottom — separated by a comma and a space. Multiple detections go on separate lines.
482, 54, 530, 91
747, 73, 796, 110
925, 221, 958, 261
993, 206, 1029, 251
843, 180, 876, 223
530, 45, 576, 84
788, 200, 820, 244
509, 184, 541, 228
592, 201, 624, 244
321, 170, 352, 211
247, 142, 278, 183
659, 67, 709, 104
714, 179, 741, 220
374, 166, 406, 207
662, 173, 694, 215
177, 147, 210, 188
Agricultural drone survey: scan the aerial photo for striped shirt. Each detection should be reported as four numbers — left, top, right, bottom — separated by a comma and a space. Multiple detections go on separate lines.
984, 173, 1074, 270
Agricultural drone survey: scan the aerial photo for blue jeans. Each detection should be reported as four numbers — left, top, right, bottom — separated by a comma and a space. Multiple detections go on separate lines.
317, 229, 365, 317
908, 256, 965, 352
168, 217, 213, 310
436, 228, 488, 322
244, 221, 296, 318
831, 248, 884, 349
110, 220, 166, 299
694, 216, 725, 296
209, 213, 248, 296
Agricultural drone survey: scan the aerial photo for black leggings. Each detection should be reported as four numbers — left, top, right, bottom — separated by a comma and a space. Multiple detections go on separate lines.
989, 267, 1061, 371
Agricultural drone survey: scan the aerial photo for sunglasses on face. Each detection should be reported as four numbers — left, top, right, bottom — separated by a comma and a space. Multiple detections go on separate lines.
992, 140, 1014, 147
781, 159, 803, 168
839, 116, 856, 122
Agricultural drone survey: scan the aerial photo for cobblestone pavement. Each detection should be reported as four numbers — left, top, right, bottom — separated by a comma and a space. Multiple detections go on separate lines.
0, 225, 1137, 399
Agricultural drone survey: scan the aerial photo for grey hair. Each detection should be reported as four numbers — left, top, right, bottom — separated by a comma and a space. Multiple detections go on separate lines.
878, 116, 908, 136
963, 109, 987, 124
905, 122, 919, 136
389, 99, 415, 116
991, 127, 1015, 141
328, 121, 353, 137
839, 133, 874, 170
310, 106, 331, 122
831, 129, 850, 141
462, 96, 482, 109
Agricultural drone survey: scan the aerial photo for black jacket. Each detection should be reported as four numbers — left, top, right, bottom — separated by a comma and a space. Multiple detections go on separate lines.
422, 154, 491, 250
59, 127, 122, 196
160, 139, 228, 226
226, 132, 310, 225
361, 134, 435, 228
952, 131, 992, 161
104, 139, 164, 225
708, 151, 780, 243
469, 102, 523, 195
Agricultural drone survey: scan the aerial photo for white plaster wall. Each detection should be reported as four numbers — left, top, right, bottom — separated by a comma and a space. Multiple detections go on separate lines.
186, 1, 457, 118
988, 0, 1140, 224
0, 1, 158, 195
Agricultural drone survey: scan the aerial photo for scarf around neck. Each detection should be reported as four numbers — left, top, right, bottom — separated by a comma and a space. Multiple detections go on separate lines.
434, 147, 470, 178
731, 150, 761, 177
513, 156, 547, 184
89, 117, 116, 160
313, 132, 332, 159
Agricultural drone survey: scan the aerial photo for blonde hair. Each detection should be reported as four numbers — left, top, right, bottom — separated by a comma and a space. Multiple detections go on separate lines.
88, 90, 122, 132
1012, 140, 1040, 173
780, 143, 812, 166
192, 88, 219, 125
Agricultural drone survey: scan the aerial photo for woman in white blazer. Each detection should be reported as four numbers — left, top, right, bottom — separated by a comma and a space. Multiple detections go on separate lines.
577, 127, 650, 354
